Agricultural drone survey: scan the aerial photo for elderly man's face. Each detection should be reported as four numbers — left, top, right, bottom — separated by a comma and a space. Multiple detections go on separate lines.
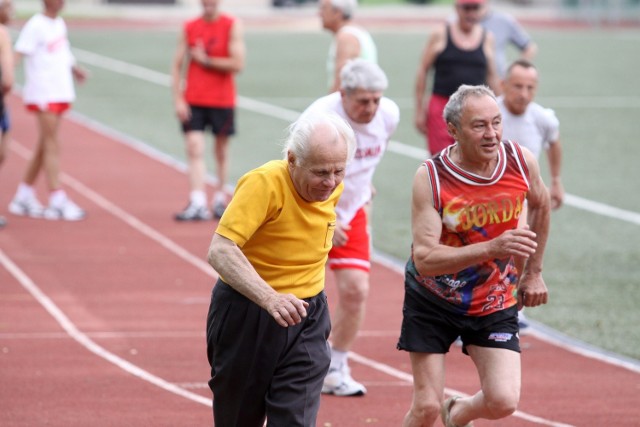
341, 88, 382, 124
288, 124, 348, 203
450, 95, 502, 163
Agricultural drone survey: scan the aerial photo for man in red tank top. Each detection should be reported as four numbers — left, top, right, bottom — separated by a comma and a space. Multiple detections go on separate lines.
171, 0, 245, 221
399, 85, 551, 427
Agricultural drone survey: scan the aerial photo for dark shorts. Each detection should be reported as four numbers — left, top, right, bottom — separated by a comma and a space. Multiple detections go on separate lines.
181, 106, 235, 136
397, 282, 520, 355
0, 109, 9, 134
206, 280, 331, 427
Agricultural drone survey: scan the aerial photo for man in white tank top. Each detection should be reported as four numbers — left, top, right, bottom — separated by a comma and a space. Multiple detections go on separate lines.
319, 0, 378, 93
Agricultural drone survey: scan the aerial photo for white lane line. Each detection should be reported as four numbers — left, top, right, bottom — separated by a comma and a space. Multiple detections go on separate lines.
72, 47, 640, 226
0, 248, 212, 408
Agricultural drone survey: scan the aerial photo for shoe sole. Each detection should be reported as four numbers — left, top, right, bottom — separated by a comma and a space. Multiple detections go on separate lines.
8, 204, 44, 218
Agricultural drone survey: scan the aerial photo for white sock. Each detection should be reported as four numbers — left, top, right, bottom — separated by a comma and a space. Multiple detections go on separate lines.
190, 190, 206, 207
16, 183, 35, 200
49, 189, 67, 207
330, 348, 348, 371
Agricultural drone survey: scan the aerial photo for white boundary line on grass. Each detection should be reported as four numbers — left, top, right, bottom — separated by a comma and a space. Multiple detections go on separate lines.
4, 140, 572, 426
72, 47, 640, 226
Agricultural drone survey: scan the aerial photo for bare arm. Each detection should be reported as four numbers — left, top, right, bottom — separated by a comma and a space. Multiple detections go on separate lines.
207, 233, 309, 327
483, 32, 501, 95
546, 138, 564, 209
190, 19, 246, 73
170, 30, 190, 123
414, 26, 445, 135
521, 41, 538, 61
411, 165, 538, 276
0, 27, 13, 94
517, 148, 551, 309
329, 30, 360, 93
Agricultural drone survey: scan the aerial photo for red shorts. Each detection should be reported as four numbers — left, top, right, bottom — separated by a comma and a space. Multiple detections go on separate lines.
328, 207, 370, 272
426, 94, 454, 155
26, 102, 71, 115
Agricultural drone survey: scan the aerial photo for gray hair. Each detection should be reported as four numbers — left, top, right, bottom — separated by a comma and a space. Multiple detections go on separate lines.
443, 84, 496, 129
340, 59, 388, 92
330, 0, 357, 19
283, 112, 357, 165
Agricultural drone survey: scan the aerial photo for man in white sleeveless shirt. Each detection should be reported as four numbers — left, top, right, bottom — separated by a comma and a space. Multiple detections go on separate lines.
300, 59, 399, 396
319, 0, 377, 93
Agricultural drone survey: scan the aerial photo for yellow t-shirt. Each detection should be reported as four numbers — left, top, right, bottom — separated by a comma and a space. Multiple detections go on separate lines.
215, 160, 342, 299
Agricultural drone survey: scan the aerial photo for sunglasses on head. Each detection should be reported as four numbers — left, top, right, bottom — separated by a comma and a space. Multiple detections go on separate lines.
458, 3, 482, 11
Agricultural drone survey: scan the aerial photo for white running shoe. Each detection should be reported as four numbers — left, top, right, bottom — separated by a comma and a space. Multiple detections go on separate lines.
322, 366, 367, 397
8, 195, 45, 218
44, 197, 86, 221
174, 202, 212, 221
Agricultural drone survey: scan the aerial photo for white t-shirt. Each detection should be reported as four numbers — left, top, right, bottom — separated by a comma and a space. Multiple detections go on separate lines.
301, 92, 400, 224
498, 96, 559, 159
15, 13, 76, 106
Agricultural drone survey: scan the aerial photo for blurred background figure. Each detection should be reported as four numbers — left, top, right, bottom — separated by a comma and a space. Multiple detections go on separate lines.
171, 0, 245, 221
8, 0, 89, 222
319, 0, 377, 93
0, 0, 14, 228
479, 0, 537, 81
414, 0, 499, 156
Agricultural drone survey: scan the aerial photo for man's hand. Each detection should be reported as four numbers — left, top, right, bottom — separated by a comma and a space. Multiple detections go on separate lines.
265, 293, 309, 327
332, 222, 350, 247
488, 227, 538, 260
517, 271, 548, 310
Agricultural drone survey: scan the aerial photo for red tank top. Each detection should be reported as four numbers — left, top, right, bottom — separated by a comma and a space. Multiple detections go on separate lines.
184, 15, 236, 107
411, 140, 530, 316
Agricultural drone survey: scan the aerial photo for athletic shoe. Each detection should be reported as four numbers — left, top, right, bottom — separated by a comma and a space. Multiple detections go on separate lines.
212, 201, 226, 219
8, 195, 45, 218
322, 366, 367, 397
441, 396, 473, 427
44, 197, 86, 221
174, 203, 212, 221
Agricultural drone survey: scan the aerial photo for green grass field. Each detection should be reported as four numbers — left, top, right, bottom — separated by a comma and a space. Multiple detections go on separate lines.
25, 23, 639, 361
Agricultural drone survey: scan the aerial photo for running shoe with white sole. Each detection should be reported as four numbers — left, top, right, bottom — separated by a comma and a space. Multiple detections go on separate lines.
44, 198, 86, 221
174, 203, 212, 221
322, 367, 367, 397
212, 200, 226, 219
8, 196, 45, 218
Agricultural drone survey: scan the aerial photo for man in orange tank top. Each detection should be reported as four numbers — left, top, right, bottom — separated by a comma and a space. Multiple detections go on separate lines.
171, 0, 245, 221
399, 85, 551, 427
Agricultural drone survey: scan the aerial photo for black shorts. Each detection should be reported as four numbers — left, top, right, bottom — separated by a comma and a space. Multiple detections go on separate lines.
181, 106, 235, 136
397, 282, 520, 355
206, 280, 331, 427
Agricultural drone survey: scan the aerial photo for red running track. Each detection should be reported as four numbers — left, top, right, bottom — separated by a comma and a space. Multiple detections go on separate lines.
1, 95, 638, 426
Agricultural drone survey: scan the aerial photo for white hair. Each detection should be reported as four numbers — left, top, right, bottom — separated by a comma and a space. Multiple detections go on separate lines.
330, 0, 357, 19
283, 112, 357, 165
340, 59, 388, 92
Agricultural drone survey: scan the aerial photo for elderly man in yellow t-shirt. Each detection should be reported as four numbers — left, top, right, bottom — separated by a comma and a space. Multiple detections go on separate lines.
206, 112, 357, 427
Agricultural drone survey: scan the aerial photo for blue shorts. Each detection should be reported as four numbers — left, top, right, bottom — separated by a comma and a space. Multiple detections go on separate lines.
181, 106, 235, 136
0, 109, 10, 134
